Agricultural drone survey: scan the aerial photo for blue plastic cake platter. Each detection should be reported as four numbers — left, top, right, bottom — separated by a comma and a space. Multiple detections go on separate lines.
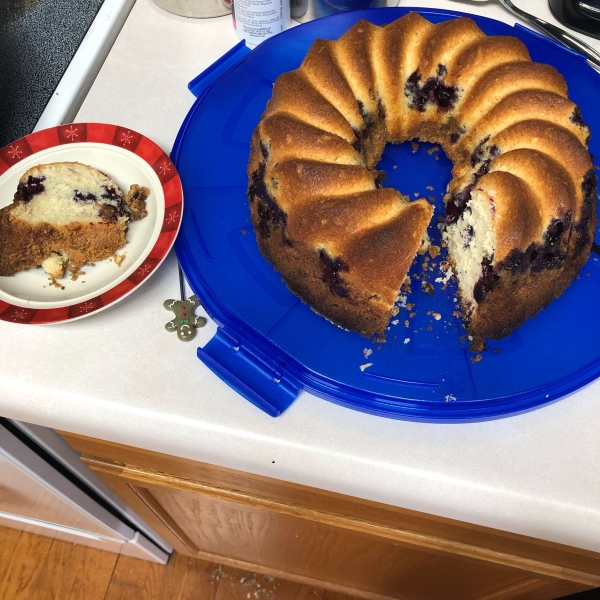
172, 7, 600, 421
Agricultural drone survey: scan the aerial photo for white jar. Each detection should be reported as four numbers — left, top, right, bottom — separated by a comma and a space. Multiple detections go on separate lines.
232, 0, 290, 46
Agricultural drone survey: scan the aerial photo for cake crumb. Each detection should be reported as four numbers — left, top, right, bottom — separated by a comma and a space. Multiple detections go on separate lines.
413, 192, 419, 197
432, 312, 441, 320
391, 319, 399, 325
360, 363, 373, 372
470, 353, 483, 363
428, 245, 441, 258
494, 348, 502, 353
429, 195, 436, 202
409, 312, 416, 318
404, 338, 410, 344
48, 278, 64, 289
411, 141, 419, 153
69, 265, 86, 281
363, 348, 373, 359
123, 184, 149, 221
241, 229, 247, 234
405, 320, 409, 327
426, 185, 434, 191
427, 145, 440, 154
421, 281, 434, 296
453, 311, 462, 318
113, 253, 126, 267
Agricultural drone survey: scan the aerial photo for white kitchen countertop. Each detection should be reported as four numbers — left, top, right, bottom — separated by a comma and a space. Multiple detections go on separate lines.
2, 0, 600, 554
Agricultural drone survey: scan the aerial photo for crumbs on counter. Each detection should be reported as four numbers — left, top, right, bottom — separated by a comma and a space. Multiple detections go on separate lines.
360, 363, 373, 372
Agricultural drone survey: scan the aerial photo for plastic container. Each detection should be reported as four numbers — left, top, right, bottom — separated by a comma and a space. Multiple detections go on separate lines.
173, 8, 600, 421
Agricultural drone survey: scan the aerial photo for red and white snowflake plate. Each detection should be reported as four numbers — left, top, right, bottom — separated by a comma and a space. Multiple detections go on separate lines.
0, 123, 182, 324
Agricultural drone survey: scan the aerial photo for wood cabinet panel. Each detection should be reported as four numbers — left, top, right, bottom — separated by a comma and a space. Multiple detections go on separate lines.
59, 431, 600, 600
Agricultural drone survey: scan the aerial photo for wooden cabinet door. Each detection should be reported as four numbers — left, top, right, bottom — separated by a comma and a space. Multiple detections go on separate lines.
60, 432, 600, 600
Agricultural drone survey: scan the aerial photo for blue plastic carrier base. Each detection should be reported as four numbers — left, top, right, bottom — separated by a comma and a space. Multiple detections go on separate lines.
172, 7, 600, 422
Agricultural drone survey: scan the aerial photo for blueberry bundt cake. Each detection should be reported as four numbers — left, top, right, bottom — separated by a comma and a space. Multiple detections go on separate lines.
247, 13, 597, 346
0, 162, 149, 279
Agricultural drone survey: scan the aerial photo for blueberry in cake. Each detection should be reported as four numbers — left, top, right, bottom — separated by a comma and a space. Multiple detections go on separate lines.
0, 162, 149, 279
247, 12, 597, 347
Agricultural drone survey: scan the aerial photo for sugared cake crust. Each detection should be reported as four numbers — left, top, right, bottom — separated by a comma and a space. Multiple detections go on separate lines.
0, 162, 149, 279
248, 13, 597, 345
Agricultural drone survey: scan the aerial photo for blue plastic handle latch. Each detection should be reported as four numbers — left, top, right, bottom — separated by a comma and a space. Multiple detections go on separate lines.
197, 327, 301, 417
188, 40, 252, 98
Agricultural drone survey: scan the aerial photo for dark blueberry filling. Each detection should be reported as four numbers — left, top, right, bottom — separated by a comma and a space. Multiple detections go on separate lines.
319, 249, 349, 298
503, 217, 569, 276
462, 225, 474, 248
470, 137, 499, 169
445, 183, 473, 225
473, 215, 572, 304
476, 159, 492, 176
15, 176, 46, 202
474, 258, 500, 304
248, 163, 289, 242
374, 170, 386, 189
248, 163, 266, 204
449, 125, 466, 145
405, 64, 458, 113
352, 100, 384, 157
260, 141, 269, 160
101, 186, 121, 201
98, 204, 121, 223
74, 191, 97, 202
571, 106, 586, 127
574, 169, 598, 255
545, 218, 566, 246
378, 99, 386, 122
570, 107, 591, 144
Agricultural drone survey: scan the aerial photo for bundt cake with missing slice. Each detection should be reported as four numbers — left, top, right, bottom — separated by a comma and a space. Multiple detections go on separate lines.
247, 12, 598, 346
0, 162, 149, 280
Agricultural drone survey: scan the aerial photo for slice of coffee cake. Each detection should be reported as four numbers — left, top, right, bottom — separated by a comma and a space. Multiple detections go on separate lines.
0, 162, 149, 279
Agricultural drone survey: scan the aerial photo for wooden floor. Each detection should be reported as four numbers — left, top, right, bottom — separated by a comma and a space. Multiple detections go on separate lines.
0, 525, 359, 600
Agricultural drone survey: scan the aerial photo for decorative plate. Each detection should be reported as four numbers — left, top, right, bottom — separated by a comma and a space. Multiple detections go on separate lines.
0, 123, 182, 324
